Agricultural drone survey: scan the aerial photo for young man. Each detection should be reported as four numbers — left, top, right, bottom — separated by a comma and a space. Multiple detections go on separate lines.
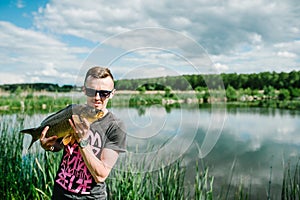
40, 66, 126, 199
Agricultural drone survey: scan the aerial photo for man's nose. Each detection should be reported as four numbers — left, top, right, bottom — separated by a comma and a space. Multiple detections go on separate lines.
95, 92, 101, 100
95, 92, 105, 100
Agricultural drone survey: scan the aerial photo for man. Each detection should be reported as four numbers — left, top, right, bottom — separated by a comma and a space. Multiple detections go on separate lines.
40, 66, 126, 199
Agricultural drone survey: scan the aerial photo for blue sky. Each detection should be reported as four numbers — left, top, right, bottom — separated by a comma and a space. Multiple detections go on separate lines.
0, 0, 299, 85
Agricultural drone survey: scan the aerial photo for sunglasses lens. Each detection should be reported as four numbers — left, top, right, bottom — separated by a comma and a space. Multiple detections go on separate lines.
86, 88, 96, 97
99, 91, 110, 98
85, 88, 112, 98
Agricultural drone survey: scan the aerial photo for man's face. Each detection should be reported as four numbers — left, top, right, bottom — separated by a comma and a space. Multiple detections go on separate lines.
83, 76, 115, 111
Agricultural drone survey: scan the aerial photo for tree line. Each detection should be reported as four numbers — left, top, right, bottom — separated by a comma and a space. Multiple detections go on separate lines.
115, 70, 299, 91
1, 71, 299, 98
0, 83, 74, 93
114, 70, 300, 102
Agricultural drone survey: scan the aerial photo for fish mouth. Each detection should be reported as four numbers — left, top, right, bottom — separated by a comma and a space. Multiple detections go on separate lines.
85, 104, 103, 118
96, 110, 104, 118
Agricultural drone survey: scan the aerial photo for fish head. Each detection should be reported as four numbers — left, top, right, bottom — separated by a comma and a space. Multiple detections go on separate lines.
73, 104, 104, 123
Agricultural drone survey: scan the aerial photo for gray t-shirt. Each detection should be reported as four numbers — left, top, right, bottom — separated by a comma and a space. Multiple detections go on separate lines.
54, 111, 126, 195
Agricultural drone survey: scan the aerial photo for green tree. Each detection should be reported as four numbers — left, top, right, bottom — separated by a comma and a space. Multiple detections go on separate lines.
263, 85, 276, 99
164, 86, 174, 98
136, 85, 146, 94
11, 86, 22, 97
288, 87, 300, 99
278, 89, 290, 101
226, 85, 237, 101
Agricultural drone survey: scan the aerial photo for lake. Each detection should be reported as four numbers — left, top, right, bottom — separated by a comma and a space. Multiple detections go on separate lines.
20, 105, 300, 199
111, 105, 300, 199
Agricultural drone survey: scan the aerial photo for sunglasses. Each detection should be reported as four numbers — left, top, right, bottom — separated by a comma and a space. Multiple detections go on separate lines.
85, 87, 113, 98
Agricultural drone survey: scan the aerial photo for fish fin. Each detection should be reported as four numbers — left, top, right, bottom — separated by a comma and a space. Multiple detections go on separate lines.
62, 134, 73, 145
70, 138, 76, 145
20, 128, 39, 150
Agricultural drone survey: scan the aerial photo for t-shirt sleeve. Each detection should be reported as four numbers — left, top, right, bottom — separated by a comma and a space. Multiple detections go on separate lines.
104, 119, 126, 153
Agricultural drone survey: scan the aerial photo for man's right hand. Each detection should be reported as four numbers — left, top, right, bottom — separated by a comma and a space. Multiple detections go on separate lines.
40, 126, 58, 151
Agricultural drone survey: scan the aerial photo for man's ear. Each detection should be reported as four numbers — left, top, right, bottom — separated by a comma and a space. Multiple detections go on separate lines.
82, 86, 86, 95
109, 89, 116, 99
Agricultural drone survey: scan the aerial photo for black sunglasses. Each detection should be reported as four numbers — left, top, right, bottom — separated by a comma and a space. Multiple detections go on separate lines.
85, 87, 113, 98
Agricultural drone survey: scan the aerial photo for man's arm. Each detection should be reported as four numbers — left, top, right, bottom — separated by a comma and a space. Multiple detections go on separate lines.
69, 115, 120, 183
80, 146, 119, 183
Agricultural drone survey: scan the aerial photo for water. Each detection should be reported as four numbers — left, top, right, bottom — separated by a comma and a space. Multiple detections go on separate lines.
15, 105, 300, 198
111, 105, 300, 198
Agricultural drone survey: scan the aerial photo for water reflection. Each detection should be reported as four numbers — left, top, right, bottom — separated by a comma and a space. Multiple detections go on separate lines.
112, 106, 300, 199
113, 104, 201, 172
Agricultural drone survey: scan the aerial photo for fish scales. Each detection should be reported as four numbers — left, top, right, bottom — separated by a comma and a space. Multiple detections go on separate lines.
39, 104, 80, 138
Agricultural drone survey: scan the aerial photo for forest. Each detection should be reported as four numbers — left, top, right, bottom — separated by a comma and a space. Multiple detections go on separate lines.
1, 71, 299, 101
115, 70, 300, 91
0, 83, 74, 92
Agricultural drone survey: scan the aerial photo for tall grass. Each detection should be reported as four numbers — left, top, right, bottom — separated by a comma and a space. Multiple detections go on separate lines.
0, 114, 62, 200
107, 160, 187, 199
281, 159, 300, 199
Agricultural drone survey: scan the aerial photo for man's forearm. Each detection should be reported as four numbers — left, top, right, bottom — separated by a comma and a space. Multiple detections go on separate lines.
79, 145, 113, 183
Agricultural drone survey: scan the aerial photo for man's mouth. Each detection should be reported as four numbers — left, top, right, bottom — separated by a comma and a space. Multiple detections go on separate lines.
94, 101, 102, 106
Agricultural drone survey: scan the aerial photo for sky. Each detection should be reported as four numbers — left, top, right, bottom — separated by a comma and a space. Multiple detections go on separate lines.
0, 0, 299, 85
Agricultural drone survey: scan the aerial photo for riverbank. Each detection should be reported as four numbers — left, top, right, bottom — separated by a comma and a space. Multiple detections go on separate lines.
0, 90, 299, 114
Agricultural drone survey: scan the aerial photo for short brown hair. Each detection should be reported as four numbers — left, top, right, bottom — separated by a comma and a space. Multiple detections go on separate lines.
84, 66, 114, 85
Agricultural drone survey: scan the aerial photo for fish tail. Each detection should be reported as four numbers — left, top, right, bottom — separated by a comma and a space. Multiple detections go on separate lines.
20, 128, 40, 149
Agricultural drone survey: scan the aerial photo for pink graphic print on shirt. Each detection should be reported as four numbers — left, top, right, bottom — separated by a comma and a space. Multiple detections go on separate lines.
55, 131, 102, 194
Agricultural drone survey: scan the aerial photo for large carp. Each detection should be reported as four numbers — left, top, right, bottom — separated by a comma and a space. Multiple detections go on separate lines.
21, 104, 104, 149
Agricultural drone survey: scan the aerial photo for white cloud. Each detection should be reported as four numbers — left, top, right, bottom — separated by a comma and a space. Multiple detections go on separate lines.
0, 72, 25, 84
1, 0, 300, 84
33, 0, 300, 50
31, 0, 300, 71
0, 21, 91, 85
16, 0, 25, 8
277, 51, 297, 58
214, 63, 229, 72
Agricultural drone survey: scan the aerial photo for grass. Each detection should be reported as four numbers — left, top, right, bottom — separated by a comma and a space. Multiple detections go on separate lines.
107, 160, 188, 200
1, 91, 299, 116
281, 159, 300, 199
0, 114, 62, 199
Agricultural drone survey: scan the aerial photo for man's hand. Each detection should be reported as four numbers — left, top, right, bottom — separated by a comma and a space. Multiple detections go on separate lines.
40, 126, 58, 151
69, 115, 90, 143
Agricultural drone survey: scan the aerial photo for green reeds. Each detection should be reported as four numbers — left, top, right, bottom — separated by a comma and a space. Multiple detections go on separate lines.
107, 159, 187, 199
194, 162, 214, 200
0, 114, 62, 200
281, 159, 300, 199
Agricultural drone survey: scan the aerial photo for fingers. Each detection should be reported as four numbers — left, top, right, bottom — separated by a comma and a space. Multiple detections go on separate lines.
72, 115, 82, 125
70, 115, 90, 142
70, 115, 89, 130
81, 118, 89, 128
69, 118, 76, 132
40, 126, 49, 140
40, 126, 57, 141
40, 126, 57, 151
46, 135, 58, 142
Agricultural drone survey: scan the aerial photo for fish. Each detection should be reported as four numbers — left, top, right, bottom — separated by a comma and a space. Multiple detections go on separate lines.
20, 104, 104, 149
